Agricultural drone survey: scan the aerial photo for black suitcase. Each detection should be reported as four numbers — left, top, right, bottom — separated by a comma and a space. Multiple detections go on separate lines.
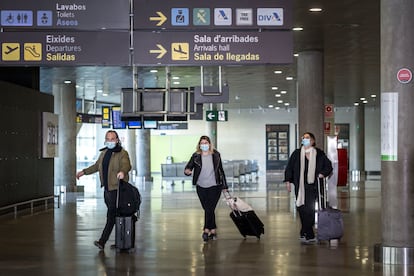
115, 215, 136, 252
224, 193, 264, 239
230, 209, 264, 239
115, 180, 140, 252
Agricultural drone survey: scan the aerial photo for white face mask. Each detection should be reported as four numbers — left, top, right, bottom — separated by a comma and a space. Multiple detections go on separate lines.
105, 141, 117, 149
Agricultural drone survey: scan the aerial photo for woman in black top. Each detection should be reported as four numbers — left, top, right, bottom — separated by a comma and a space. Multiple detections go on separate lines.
284, 132, 332, 244
184, 135, 228, 242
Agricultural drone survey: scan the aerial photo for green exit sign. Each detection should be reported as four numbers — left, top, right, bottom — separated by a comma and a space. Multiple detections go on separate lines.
206, 110, 228, 121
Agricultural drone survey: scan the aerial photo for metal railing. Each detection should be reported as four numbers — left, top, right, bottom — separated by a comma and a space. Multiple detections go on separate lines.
0, 195, 60, 219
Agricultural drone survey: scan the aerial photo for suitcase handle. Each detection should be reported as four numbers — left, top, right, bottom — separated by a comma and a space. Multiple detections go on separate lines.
223, 191, 240, 212
317, 177, 327, 210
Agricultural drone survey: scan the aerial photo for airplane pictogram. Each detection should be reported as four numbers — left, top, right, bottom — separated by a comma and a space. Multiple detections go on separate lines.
5, 45, 18, 55
173, 44, 187, 55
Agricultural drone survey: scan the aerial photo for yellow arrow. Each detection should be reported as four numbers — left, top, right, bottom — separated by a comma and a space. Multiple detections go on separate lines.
149, 44, 167, 58
150, 11, 167, 26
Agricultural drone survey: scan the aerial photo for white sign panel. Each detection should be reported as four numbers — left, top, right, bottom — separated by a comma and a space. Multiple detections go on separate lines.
42, 112, 59, 158
381, 92, 398, 161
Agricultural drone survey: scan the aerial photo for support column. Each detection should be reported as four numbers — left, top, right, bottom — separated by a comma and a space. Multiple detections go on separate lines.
125, 129, 137, 178
206, 103, 218, 147
53, 82, 77, 192
136, 129, 152, 181
350, 105, 365, 178
297, 51, 324, 148
206, 121, 217, 148
374, 0, 414, 264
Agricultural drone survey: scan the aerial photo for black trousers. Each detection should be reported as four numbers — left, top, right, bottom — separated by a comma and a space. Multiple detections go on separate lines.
196, 185, 222, 230
297, 184, 317, 239
100, 190, 117, 244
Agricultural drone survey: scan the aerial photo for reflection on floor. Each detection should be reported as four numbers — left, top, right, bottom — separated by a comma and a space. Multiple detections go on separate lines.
0, 174, 412, 275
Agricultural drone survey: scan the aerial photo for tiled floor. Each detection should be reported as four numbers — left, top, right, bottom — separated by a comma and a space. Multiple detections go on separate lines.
0, 174, 412, 275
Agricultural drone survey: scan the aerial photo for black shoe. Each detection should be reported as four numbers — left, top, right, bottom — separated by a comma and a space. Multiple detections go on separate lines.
94, 240, 105, 250
302, 238, 317, 244
209, 233, 217, 240
202, 233, 209, 242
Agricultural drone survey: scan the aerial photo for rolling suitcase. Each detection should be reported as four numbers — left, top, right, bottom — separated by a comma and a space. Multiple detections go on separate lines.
317, 178, 344, 241
115, 180, 140, 252
115, 215, 136, 252
225, 192, 264, 239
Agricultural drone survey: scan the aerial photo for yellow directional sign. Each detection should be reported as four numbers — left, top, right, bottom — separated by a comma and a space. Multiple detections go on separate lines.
149, 11, 167, 26
24, 43, 42, 61
149, 44, 167, 58
2, 43, 20, 61
171, 43, 189, 60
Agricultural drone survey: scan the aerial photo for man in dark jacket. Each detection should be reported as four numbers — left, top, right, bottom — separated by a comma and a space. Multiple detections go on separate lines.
76, 130, 132, 250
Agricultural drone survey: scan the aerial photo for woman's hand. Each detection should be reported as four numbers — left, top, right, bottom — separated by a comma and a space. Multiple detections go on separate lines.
184, 169, 192, 176
285, 182, 291, 192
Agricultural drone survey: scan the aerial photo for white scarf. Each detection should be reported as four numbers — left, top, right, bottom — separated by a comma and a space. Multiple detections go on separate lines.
296, 146, 316, 207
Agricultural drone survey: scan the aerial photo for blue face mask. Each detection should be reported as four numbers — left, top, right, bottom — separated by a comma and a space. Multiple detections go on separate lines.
200, 144, 209, 152
105, 141, 117, 149
302, 138, 311, 147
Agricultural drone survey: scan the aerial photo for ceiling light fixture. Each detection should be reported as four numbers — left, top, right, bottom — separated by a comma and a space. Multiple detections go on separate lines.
277, 100, 283, 103
281, 90, 287, 94
354, 102, 359, 106
293, 27, 303, 31
360, 97, 366, 101
268, 104, 274, 108
150, 69, 158, 73
274, 70, 282, 74
294, 53, 299, 57
271, 86, 278, 90
309, 8, 322, 12
286, 76, 294, 80
64, 80, 71, 84
284, 103, 290, 106
275, 94, 281, 97
371, 94, 377, 98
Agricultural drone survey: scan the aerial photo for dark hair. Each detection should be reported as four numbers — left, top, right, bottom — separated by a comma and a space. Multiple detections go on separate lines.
106, 130, 121, 145
106, 130, 119, 139
302, 132, 316, 146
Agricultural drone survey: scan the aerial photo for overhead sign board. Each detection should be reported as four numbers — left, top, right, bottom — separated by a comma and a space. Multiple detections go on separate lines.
0, 31, 130, 66
206, 110, 228, 121
0, 0, 129, 30
134, 0, 292, 30
134, 31, 293, 65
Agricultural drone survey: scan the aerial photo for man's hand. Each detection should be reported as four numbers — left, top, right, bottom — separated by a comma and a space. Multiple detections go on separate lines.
117, 171, 125, 179
76, 171, 84, 180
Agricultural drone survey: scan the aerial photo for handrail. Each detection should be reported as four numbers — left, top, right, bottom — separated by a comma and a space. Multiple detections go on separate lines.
0, 195, 60, 219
